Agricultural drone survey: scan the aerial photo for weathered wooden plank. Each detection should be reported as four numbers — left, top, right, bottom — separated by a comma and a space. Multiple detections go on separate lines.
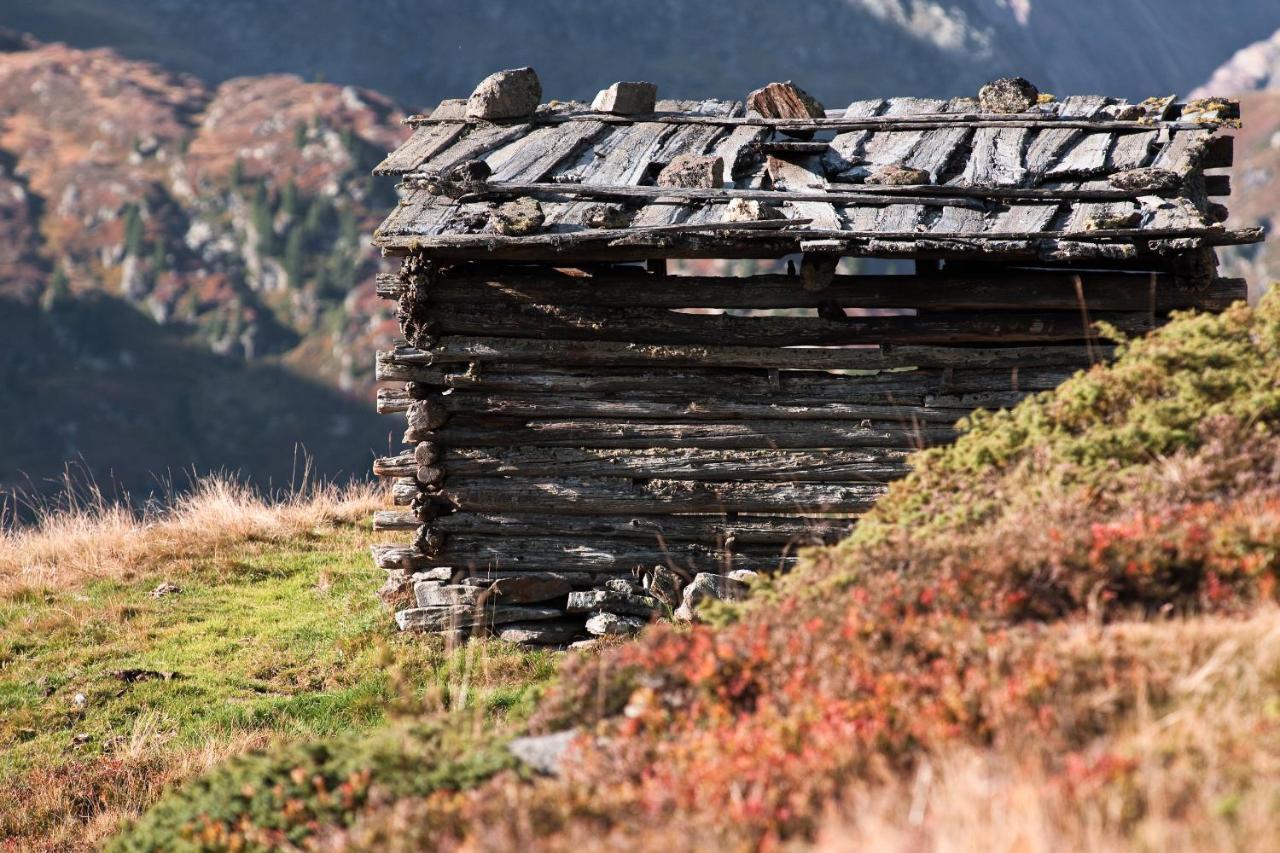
767, 155, 842, 230
1056, 95, 1110, 119
437, 446, 912, 482
1046, 132, 1113, 179
378, 534, 798, 574
1064, 201, 1140, 233
417, 123, 533, 174
374, 123, 466, 175
575, 124, 672, 185
854, 98, 948, 175
380, 338, 1112, 371
430, 511, 853, 544
903, 125, 971, 181
823, 98, 886, 176
489, 120, 609, 182
960, 127, 1029, 186
1108, 131, 1158, 171
405, 269, 1229, 311
990, 203, 1060, 236
405, 389, 975, 424
408, 103, 1218, 131
383, 361, 1080, 396
1024, 128, 1081, 181
1150, 129, 1213, 174
929, 204, 988, 235
427, 417, 957, 449
375, 189, 450, 237
425, 302, 1159, 346
439, 476, 887, 515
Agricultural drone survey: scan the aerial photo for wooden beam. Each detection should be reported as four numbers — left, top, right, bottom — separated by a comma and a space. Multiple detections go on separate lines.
435, 471, 896, 512
379, 338, 1113, 371
425, 302, 1162, 346
379, 362, 1079, 396
374, 536, 799, 574
420, 416, 957, 449
380, 388, 983, 424
427, 510, 853, 544
380, 270, 1242, 312
431, 445, 912, 482
406, 111, 1227, 133
446, 179, 1163, 205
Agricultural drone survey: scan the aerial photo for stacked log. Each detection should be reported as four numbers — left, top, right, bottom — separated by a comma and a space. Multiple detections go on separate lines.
372, 259, 1246, 644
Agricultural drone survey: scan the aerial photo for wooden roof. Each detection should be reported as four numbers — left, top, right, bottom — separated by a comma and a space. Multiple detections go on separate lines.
372, 92, 1260, 262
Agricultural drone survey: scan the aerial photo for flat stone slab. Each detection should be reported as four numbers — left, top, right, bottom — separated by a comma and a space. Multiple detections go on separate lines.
396, 604, 562, 632
566, 589, 660, 617
507, 729, 578, 776
675, 572, 750, 622
416, 583, 481, 608
586, 611, 647, 636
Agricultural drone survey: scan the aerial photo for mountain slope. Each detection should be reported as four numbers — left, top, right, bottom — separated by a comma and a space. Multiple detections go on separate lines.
8, 0, 1280, 106
0, 36, 404, 501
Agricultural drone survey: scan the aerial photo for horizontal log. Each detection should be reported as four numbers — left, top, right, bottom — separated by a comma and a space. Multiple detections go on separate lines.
418, 416, 957, 449
379, 388, 979, 424
391, 478, 421, 505
375, 536, 798, 574
372, 451, 444, 485
436, 446, 912, 482
408, 110, 1224, 133
429, 510, 853, 544
426, 302, 1159, 345
437, 475, 886, 514
375, 225, 1263, 256
380, 338, 1113, 372
448, 181, 987, 209
380, 270, 1243, 312
451, 179, 1163, 206
381, 362, 1079, 395
374, 509, 423, 530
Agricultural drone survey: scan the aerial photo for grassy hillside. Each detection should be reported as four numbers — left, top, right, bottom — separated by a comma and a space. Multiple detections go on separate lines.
101, 290, 1280, 851
0, 479, 556, 847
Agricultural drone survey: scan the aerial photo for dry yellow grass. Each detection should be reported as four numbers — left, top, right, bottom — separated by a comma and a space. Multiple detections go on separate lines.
0, 474, 382, 599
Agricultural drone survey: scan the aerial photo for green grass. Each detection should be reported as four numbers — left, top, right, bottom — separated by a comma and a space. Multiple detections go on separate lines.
0, 517, 558, 846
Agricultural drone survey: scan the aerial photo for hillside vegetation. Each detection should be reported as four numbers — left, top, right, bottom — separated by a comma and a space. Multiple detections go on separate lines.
109, 291, 1280, 850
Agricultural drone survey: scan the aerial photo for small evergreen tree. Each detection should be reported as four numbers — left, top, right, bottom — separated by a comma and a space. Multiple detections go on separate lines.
41, 265, 70, 312
150, 239, 167, 276
283, 226, 305, 287
251, 181, 277, 256
122, 205, 145, 257
280, 180, 299, 221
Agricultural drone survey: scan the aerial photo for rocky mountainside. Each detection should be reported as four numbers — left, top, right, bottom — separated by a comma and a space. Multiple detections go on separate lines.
1194, 28, 1280, 98
0, 33, 405, 503
8, 0, 1280, 107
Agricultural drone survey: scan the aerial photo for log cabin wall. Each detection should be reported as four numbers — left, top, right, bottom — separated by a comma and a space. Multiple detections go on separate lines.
365, 71, 1259, 645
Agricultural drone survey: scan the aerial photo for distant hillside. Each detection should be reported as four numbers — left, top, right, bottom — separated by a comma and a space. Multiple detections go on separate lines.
8, 0, 1280, 106
0, 36, 401, 501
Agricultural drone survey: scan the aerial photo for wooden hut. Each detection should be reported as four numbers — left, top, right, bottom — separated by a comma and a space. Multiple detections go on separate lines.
368, 69, 1259, 644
